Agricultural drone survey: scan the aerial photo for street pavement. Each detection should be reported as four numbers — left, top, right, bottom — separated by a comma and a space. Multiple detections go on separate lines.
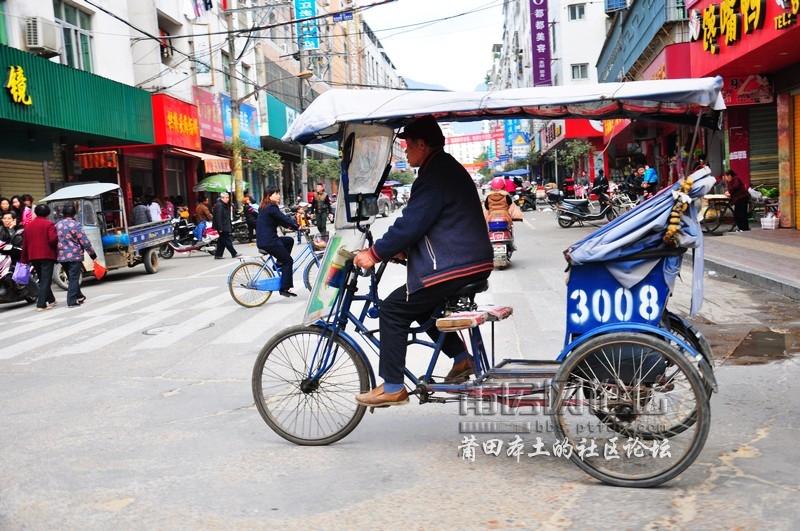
1, 209, 799, 529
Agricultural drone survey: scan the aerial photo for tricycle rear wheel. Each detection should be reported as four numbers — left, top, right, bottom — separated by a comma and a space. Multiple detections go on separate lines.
551, 332, 710, 488
143, 247, 159, 273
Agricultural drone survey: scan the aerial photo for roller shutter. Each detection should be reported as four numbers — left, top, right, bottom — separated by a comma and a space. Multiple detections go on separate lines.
747, 104, 778, 188
0, 159, 46, 200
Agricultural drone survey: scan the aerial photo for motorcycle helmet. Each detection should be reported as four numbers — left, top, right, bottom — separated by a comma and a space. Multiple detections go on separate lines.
490, 177, 506, 191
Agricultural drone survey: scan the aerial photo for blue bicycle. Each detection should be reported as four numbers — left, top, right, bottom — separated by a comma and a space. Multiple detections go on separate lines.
227, 229, 324, 307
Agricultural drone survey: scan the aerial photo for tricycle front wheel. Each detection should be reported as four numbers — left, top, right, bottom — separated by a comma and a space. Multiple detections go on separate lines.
252, 325, 370, 445
143, 247, 159, 273
551, 332, 710, 488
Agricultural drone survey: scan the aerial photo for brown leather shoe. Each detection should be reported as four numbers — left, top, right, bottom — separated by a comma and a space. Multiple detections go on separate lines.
355, 384, 409, 407
445, 357, 475, 383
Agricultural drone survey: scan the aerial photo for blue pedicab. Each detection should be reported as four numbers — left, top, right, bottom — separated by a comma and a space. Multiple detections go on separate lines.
251, 78, 725, 487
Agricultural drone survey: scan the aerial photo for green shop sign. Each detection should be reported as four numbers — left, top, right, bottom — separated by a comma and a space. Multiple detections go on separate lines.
0, 44, 153, 143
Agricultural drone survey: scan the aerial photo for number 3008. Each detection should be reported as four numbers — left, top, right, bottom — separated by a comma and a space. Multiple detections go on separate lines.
569, 285, 660, 325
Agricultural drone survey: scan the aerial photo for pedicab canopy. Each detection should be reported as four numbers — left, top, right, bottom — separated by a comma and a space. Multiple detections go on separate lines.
286, 77, 726, 318
283, 77, 725, 144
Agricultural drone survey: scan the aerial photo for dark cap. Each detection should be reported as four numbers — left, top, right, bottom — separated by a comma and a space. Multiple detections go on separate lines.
397, 116, 445, 147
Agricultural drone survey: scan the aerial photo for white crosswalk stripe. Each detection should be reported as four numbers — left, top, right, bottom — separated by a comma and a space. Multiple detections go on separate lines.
132, 305, 240, 351
82, 290, 169, 316
211, 301, 304, 345
140, 287, 215, 313
12, 294, 120, 323
0, 314, 119, 361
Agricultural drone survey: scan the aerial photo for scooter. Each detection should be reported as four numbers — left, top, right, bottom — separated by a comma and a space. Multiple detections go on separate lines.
487, 214, 514, 269
0, 244, 37, 305
514, 188, 537, 212
550, 186, 618, 228
159, 220, 219, 259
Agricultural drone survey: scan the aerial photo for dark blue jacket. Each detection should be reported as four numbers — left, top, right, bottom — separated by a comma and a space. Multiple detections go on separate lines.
256, 204, 298, 248
369, 150, 493, 294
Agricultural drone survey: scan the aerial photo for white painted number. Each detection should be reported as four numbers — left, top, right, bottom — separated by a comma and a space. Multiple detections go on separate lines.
638, 285, 660, 320
569, 285, 659, 324
570, 289, 589, 325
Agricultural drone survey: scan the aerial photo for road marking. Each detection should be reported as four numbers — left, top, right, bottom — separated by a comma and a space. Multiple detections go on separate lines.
0, 314, 119, 360
187, 260, 240, 278
0, 318, 65, 341
195, 290, 241, 309
131, 305, 240, 351
82, 290, 168, 316
54, 310, 181, 356
13, 293, 122, 323
211, 301, 304, 344
138, 287, 215, 313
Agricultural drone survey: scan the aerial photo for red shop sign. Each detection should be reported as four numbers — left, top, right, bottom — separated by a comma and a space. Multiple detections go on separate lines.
152, 93, 201, 150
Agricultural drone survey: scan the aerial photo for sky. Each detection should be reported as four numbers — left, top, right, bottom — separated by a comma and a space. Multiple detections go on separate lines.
360, 0, 504, 92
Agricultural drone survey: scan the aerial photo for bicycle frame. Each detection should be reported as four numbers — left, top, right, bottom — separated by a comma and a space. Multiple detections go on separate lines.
244, 233, 323, 291
303, 256, 494, 398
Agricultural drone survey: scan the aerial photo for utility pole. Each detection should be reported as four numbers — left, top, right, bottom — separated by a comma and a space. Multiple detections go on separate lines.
298, 49, 309, 202
225, 9, 244, 208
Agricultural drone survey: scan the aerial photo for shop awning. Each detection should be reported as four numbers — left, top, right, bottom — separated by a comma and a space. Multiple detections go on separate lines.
171, 148, 231, 173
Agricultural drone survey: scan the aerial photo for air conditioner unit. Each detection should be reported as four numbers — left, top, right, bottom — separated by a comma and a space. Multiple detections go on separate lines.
25, 17, 61, 58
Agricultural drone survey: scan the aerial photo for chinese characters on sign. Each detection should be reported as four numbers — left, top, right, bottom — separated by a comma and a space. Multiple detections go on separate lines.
295, 0, 320, 50
5, 65, 32, 106
152, 93, 202, 150
530, 0, 552, 86
458, 436, 672, 463
693, 0, 798, 54
166, 111, 200, 137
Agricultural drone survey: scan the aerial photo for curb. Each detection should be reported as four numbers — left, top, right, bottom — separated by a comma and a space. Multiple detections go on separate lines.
704, 256, 800, 301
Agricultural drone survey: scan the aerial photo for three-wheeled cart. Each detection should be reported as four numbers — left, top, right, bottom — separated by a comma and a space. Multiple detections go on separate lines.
40, 183, 173, 288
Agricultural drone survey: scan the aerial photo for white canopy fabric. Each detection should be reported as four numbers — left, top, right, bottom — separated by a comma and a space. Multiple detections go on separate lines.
284, 77, 725, 144
40, 183, 120, 201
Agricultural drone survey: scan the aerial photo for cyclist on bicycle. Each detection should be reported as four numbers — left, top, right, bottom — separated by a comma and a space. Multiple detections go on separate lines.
256, 188, 300, 297
353, 116, 494, 407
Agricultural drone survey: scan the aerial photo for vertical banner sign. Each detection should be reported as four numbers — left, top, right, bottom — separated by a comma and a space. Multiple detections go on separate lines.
193, 24, 214, 86
295, 0, 320, 50
530, 0, 552, 86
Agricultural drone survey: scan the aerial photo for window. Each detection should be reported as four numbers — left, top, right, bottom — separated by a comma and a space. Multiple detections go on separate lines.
221, 50, 231, 93
0, 2, 8, 46
240, 63, 251, 99
53, 0, 93, 72
568, 3, 586, 20
159, 28, 174, 64
571, 63, 589, 80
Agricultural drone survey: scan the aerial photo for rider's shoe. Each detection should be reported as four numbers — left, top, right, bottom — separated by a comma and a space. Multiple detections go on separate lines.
279, 290, 298, 297
445, 357, 475, 383
355, 384, 409, 407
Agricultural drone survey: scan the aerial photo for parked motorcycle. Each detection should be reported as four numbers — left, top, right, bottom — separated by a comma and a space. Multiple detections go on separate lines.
0, 242, 37, 305
514, 188, 537, 212
548, 186, 618, 228
159, 219, 219, 259
487, 215, 514, 269
232, 218, 250, 244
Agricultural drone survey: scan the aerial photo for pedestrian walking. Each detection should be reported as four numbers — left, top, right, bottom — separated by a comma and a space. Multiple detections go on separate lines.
310, 182, 331, 236
20, 204, 58, 311
56, 205, 97, 307
723, 169, 750, 232
212, 192, 238, 259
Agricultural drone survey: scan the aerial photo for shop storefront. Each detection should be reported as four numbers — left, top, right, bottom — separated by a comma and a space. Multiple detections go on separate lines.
538, 119, 604, 185
689, 0, 800, 228
0, 44, 152, 200
76, 93, 205, 219
603, 43, 699, 186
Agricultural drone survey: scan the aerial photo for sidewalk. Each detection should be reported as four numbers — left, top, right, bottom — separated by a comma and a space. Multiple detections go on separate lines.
702, 225, 800, 300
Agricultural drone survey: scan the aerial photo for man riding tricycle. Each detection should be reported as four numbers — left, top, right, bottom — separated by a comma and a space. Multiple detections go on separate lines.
250, 77, 725, 488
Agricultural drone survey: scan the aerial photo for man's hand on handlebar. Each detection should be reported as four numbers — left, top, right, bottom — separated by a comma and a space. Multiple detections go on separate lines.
354, 249, 377, 270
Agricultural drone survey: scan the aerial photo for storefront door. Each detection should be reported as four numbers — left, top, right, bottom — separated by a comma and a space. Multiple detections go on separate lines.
748, 104, 779, 188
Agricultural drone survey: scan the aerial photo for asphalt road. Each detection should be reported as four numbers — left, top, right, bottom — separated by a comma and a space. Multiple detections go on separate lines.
1, 207, 798, 529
